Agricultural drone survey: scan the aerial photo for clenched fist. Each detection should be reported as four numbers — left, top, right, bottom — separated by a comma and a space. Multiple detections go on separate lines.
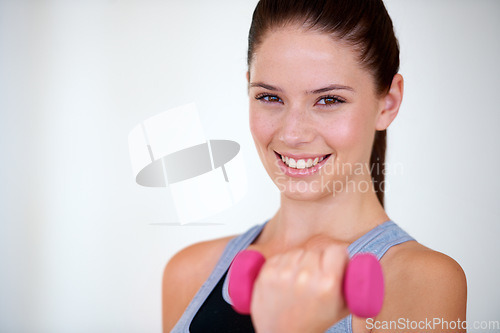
250, 238, 349, 333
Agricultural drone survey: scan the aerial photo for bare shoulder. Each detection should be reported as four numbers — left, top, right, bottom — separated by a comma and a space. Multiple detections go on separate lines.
371, 241, 467, 332
161, 234, 236, 332
382, 241, 466, 284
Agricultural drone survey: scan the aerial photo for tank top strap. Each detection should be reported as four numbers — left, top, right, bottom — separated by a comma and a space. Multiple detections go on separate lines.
348, 220, 415, 259
326, 220, 415, 333
171, 221, 268, 333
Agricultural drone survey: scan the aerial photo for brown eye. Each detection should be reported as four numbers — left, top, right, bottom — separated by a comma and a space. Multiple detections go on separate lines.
255, 94, 283, 104
317, 96, 345, 106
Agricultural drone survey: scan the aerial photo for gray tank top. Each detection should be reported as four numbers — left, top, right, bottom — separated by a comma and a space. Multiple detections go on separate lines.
171, 220, 415, 332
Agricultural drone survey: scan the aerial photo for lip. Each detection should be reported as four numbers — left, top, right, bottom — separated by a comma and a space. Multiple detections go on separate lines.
275, 151, 329, 160
274, 151, 332, 178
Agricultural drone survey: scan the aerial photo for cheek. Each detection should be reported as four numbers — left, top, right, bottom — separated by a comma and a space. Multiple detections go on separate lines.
249, 108, 276, 145
320, 110, 375, 157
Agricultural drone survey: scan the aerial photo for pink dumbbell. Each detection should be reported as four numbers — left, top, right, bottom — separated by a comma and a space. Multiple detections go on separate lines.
227, 250, 384, 318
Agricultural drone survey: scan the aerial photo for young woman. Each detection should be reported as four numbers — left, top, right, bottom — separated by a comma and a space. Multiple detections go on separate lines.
163, 0, 467, 332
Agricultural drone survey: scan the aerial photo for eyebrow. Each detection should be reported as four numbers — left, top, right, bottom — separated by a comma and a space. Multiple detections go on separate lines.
249, 82, 355, 94
249, 82, 282, 91
308, 84, 355, 94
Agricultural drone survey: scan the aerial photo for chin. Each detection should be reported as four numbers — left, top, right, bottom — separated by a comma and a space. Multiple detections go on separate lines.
274, 177, 334, 201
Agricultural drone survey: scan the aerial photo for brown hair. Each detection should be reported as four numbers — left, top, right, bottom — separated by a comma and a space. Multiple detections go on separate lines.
247, 0, 400, 207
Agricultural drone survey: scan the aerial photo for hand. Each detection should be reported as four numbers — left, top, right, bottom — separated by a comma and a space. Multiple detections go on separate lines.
250, 241, 349, 333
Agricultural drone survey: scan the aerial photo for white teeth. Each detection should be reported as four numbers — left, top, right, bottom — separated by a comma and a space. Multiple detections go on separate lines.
280, 154, 328, 169
296, 159, 306, 169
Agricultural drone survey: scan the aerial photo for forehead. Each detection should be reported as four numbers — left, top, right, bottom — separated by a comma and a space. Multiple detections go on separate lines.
250, 26, 373, 91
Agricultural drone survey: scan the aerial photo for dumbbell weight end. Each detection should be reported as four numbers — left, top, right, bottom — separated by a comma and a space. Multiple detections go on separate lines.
228, 250, 384, 318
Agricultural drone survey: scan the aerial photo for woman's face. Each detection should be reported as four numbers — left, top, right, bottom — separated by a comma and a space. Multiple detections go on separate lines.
248, 26, 389, 201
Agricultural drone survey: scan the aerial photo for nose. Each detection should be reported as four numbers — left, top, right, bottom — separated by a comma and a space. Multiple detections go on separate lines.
278, 105, 315, 147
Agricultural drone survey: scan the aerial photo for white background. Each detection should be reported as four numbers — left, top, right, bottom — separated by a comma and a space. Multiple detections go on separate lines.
1, 0, 499, 332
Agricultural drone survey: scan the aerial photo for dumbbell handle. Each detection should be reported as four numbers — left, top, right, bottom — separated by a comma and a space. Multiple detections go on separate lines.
227, 250, 384, 318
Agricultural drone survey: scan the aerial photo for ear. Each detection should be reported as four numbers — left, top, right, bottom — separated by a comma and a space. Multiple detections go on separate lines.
375, 74, 404, 131
246, 71, 250, 82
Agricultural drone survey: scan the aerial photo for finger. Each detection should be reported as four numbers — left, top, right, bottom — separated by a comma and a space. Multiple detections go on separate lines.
276, 248, 305, 280
319, 244, 349, 306
304, 235, 336, 252
320, 244, 348, 275
293, 249, 322, 288
260, 248, 305, 283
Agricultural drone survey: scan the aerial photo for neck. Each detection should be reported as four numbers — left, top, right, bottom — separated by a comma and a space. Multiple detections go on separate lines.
255, 182, 389, 252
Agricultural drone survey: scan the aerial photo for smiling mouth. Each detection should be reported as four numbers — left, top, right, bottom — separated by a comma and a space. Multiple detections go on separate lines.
274, 151, 332, 170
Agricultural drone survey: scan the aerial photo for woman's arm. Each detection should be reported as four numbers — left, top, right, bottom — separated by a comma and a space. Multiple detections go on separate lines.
372, 243, 467, 333
161, 235, 234, 332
